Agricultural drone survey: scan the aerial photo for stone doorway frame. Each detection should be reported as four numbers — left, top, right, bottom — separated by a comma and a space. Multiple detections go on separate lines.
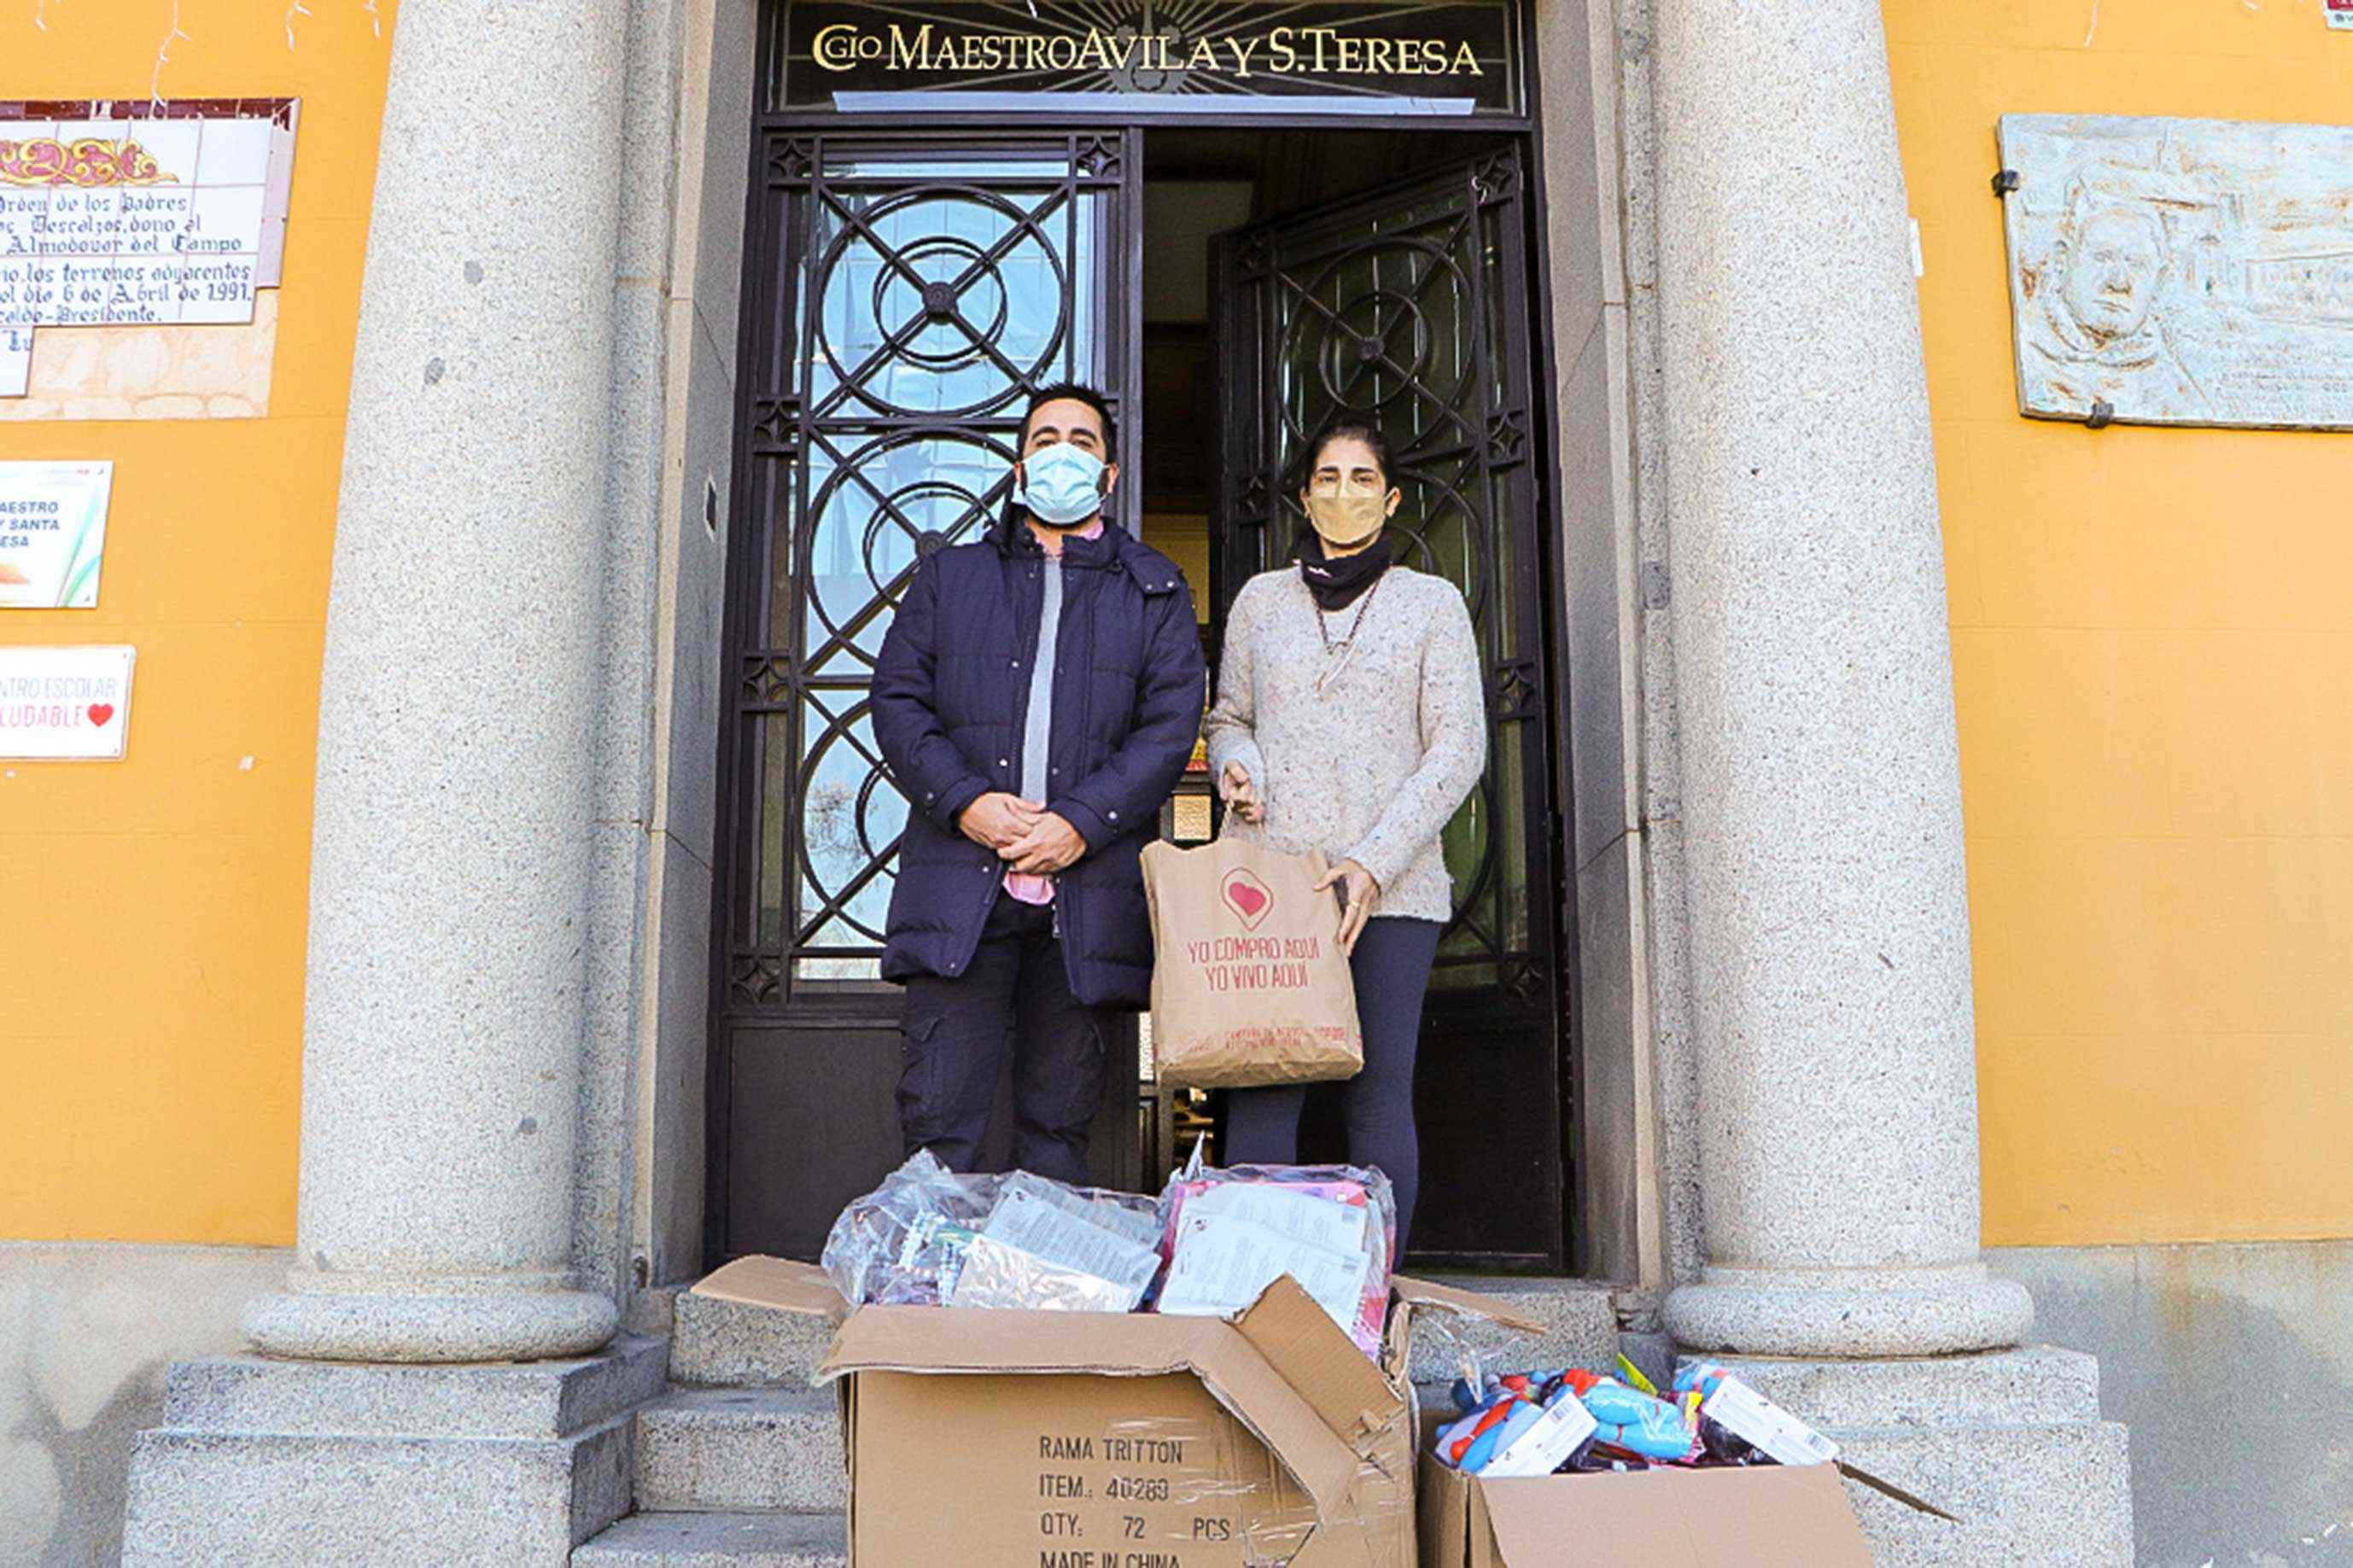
608, 0, 1677, 1308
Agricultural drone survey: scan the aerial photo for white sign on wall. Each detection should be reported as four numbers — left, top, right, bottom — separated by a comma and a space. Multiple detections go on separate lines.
0, 460, 112, 607
0, 100, 300, 397
0, 643, 133, 759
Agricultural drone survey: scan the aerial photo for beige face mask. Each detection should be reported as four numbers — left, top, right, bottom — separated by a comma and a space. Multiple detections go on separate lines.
1304, 489, 1390, 548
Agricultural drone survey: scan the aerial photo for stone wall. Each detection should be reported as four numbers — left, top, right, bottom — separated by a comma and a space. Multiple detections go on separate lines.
1989, 1240, 2353, 1567
0, 1243, 287, 1566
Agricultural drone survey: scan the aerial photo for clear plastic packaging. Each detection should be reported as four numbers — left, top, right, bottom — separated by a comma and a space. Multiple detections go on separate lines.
820, 1152, 1170, 1310
995, 1169, 1164, 1251
1151, 1161, 1397, 1357
820, 1151, 999, 1307
948, 1173, 1165, 1311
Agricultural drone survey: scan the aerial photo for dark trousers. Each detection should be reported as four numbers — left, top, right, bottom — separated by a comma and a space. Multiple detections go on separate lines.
896, 890, 1111, 1187
1222, 915, 1444, 1258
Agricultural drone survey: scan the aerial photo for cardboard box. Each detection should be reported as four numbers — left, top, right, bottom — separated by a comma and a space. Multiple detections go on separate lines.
1416, 1443, 1874, 1567
695, 1257, 1538, 1566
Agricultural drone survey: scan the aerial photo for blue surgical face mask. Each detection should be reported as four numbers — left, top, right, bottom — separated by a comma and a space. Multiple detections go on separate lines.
1015, 440, 1110, 528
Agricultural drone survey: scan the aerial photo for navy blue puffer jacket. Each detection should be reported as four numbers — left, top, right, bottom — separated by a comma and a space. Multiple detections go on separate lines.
871, 513, 1205, 1007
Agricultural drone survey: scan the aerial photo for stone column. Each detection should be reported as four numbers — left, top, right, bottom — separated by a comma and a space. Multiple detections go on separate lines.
1650, 0, 2034, 1359
242, 0, 630, 1363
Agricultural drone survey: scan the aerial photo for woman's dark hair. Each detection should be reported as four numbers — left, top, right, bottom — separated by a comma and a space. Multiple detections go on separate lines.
1305, 421, 1393, 488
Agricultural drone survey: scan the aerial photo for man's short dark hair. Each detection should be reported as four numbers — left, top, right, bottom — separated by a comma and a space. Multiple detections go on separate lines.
1021, 381, 1118, 458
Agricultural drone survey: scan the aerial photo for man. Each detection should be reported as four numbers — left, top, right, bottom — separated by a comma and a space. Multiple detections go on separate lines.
2025, 186, 2209, 418
872, 382, 1204, 1185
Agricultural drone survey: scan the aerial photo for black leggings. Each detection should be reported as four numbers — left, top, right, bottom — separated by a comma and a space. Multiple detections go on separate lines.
1220, 915, 1443, 1257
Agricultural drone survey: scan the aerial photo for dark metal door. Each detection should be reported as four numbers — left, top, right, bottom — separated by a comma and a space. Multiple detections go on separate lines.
709, 131, 1143, 1265
1212, 149, 1568, 1269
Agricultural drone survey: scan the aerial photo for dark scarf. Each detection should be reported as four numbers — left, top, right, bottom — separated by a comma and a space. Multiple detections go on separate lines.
1293, 530, 1393, 612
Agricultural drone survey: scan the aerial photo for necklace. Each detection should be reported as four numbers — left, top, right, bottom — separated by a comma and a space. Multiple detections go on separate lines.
1313, 572, 1382, 697
1317, 569, 1382, 652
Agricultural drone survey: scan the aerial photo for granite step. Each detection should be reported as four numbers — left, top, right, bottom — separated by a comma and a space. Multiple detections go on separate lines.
669, 1289, 834, 1390
670, 1270, 1620, 1390
574, 1509, 847, 1567
161, 1333, 670, 1437
634, 1386, 845, 1513
1401, 1274, 1622, 1384
1694, 1344, 2105, 1430
1825, 1418, 2133, 1566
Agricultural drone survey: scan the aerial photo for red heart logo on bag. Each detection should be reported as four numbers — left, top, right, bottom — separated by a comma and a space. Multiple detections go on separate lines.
86, 703, 114, 726
1221, 868, 1273, 930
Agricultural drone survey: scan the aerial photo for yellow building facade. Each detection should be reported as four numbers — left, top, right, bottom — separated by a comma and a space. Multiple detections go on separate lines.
1885, 0, 2353, 1250
1, 0, 392, 1250
10, 0, 2348, 1268
1, 0, 2347, 1562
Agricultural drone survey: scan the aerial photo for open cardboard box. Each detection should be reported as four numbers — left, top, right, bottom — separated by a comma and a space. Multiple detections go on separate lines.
694, 1256, 1542, 1566
1416, 1404, 1877, 1568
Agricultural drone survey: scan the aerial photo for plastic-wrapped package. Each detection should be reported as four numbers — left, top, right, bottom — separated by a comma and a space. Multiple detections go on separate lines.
995, 1169, 1163, 1250
821, 1152, 1171, 1311
1434, 1371, 1602, 1478
1673, 1359, 1838, 1466
1433, 1367, 1696, 1474
946, 1175, 1165, 1311
820, 1151, 999, 1307
949, 1233, 1150, 1312
885, 1210, 981, 1306
1559, 1369, 1702, 1462
1151, 1162, 1396, 1357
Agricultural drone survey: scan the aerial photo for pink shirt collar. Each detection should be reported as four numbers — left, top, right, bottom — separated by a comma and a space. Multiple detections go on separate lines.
1029, 516, 1106, 553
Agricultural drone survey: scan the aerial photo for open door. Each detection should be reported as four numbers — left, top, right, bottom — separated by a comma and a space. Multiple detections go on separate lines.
1212, 149, 1569, 1269
708, 131, 1145, 1265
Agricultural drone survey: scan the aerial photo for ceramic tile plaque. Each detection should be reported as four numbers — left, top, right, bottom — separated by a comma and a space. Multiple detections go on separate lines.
0, 99, 297, 414
1999, 113, 2353, 429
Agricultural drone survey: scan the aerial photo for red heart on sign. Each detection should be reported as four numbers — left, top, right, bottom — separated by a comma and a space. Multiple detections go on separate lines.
1221, 868, 1273, 930
86, 703, 114, 726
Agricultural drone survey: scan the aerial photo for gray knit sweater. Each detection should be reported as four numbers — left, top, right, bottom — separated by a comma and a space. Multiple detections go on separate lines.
1204, 562, 1487, 923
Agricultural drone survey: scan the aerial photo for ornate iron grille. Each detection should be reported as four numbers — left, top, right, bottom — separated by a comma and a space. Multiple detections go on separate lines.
719, 133, 1140, 1006
1215, 149, 1556, 996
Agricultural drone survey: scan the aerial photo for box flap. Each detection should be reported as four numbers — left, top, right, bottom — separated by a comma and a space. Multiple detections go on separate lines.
1420, 1448, 1497, 1568
690, 1256, 847, 1323
1230, 1271, 1404, 1454
818, 1290, 1363, 1525
1480, 1464, 1873, 1565
1390, 1274, 1547, 1336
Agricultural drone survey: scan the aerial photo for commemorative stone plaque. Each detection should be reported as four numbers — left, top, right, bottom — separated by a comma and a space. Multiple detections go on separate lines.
1998, 113, 2353, 429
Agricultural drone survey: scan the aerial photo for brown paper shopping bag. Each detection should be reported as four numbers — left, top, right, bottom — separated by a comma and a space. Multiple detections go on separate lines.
1140, 836, 1363, 1089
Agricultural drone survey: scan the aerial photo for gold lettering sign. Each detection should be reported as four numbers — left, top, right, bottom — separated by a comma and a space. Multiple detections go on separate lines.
779, 2, 1521, 115
809, 21, 1486, 79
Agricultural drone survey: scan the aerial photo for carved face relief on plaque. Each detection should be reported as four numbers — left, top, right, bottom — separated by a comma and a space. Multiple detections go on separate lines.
1999, 114, 2353, 429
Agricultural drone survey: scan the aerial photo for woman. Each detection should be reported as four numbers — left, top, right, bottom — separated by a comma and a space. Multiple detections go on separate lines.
1204, 421, 1486, 1256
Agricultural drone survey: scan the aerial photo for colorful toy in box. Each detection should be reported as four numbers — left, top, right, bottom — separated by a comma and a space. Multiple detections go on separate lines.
1672, 1360, 1827, 1466
1433, 1359, 1845, 1478
1557, 1369, 1700, 1462
1435, 1371, 1598, 1477
1436, 1366, 1706, 1474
